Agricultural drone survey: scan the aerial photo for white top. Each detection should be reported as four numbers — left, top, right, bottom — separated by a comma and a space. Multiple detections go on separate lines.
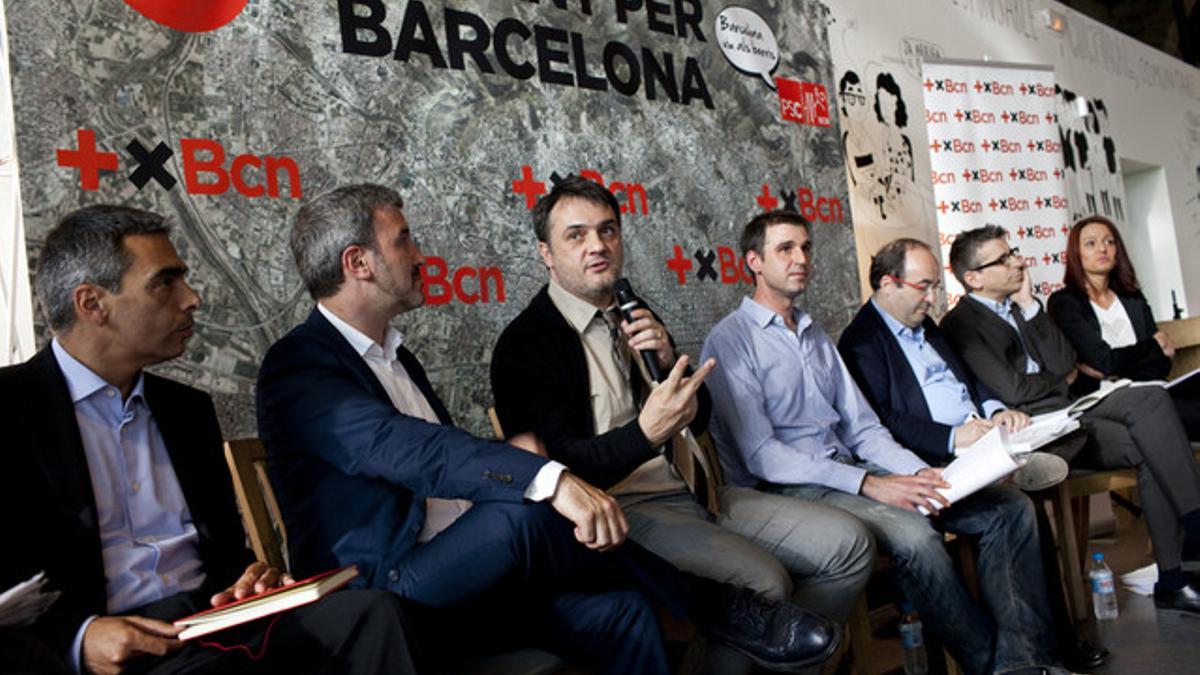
1091, 299, 1137, 348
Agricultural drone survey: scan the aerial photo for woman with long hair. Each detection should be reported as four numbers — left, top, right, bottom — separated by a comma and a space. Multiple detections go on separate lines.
1047, 215, 1200, 438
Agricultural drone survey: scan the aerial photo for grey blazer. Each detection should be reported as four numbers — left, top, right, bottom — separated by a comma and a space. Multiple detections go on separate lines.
940, 296, 1077, 414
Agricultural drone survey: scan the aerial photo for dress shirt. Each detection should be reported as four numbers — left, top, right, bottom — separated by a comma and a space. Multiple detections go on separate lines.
316, 305, 565, 540
546, 282, 683, 497
701, 297, 928, 495
967, 294, 1041, 373
53, 340, 205, 673
870, 301, 1004, 452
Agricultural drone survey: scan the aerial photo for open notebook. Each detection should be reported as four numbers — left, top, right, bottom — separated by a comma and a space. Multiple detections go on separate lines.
174, 566, 358, 641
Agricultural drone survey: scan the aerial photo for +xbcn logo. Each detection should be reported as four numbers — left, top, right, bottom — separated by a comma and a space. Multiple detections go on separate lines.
665, 244, 752, 285
55, 129, 303, 199
511, 165, 649, 215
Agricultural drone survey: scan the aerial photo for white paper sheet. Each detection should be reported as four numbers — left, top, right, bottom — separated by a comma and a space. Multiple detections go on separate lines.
0, 572, 60, 628
919, 427, 1019, 515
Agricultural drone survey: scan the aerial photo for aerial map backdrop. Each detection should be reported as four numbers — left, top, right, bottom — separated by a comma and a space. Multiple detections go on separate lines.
11, 0, 856, 436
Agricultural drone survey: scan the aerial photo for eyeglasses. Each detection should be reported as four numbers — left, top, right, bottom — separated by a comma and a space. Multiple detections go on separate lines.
971, 247, 1021, 271
841, 92, 866, 105
885, 275, 943, 295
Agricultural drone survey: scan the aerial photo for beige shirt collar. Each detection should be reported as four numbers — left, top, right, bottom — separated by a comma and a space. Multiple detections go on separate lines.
547, 279, 615, 333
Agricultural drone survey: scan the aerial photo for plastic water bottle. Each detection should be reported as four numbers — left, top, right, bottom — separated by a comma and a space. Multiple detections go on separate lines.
898, 603, 928, 675
1089, 552, 1119, 620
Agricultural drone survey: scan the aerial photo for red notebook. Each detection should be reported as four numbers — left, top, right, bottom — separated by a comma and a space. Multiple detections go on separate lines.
173, 566, 358, 640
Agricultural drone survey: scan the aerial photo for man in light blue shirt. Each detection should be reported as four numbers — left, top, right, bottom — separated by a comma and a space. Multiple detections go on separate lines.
701, 211, 1063, 675
0, 205, 413, 674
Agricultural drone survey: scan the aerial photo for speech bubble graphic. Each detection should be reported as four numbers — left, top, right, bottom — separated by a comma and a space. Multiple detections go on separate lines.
715, 7, 780, 90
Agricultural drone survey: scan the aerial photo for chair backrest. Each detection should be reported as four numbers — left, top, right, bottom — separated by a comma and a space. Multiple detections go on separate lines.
223, 438, 289, 572
487, 406, 505, 439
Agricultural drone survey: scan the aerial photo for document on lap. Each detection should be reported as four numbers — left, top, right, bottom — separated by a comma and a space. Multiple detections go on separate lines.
173, 566, 358, 640
1002, 412, 1081, 452
0, 572, 60, 627
918, 428, 1020, 516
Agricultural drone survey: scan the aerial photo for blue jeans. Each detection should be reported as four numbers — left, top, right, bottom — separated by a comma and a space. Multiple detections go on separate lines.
768, 480, 1055, 675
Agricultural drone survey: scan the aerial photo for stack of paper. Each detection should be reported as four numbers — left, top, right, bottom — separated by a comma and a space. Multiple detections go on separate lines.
919, 427, 1019, 516
0, 572, 60, 627
1003, 411, 1080, 452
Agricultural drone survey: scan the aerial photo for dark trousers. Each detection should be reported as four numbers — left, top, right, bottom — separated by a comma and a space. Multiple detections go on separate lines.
0, 630, 70, 675
126, 589, 414, 675
1169, 387, 1200, 442
392, 501, 678, 675
1079, 386, 1200, 570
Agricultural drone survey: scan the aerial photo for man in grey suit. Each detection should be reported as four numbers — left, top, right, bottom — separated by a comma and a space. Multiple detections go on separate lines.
942, 224, 1200, 615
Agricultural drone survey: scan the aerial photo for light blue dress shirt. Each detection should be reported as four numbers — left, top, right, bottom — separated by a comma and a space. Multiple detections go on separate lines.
869, 301, 1004, 452
967, 294, 1042, 374
53, 340, 205, 672
700, 297, 928, 495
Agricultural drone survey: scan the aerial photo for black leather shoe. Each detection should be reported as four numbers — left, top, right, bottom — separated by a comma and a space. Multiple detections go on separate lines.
704, 586, 840, 670
1060, 638, 1108, 671
1154, 580, 1200, 615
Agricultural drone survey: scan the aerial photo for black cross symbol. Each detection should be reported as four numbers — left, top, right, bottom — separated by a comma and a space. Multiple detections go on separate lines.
991, 141, 1001, 151
999, 200, 1009, 211
971, 170, 980, 181
126, 140, 176, 190
951, 201, 961, 212
694, 249, 718, 281
1018, 169, 1027, 180
781, 189, 798, 212
983, 82, 992, 93
943, 141, 952, 151
935, 80, 945, 91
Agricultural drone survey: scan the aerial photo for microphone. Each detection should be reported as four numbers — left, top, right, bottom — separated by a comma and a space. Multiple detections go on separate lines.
613, 278, 664, 383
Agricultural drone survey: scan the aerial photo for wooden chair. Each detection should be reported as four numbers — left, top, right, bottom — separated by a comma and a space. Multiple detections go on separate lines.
223, 438, 288, 572
223, 436, 567, 675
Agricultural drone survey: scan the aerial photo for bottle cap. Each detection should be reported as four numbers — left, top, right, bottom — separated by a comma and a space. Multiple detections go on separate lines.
1092, 552, 1104, 561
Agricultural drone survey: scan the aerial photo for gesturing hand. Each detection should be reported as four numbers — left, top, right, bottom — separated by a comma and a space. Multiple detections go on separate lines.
549, 472, 629, 551
638, 355, 717, 447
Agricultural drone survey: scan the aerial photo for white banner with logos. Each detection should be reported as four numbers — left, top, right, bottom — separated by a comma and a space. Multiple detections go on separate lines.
921, 59, 1069, 306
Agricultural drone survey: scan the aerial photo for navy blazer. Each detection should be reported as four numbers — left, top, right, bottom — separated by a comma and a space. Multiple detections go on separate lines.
0, 347, 251, 656
256, 308, 549, 587
838, 302, 996, 465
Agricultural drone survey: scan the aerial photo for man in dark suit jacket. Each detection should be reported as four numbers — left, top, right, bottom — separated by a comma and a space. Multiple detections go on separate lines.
0, 205, 413, 674
256, 184, 832, 673
839, 238, 1104, 671
491, 177, 855, 671
942, 224, 1200, 615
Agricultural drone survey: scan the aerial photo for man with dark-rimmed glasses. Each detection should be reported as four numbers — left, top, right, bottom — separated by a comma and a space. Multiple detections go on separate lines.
942, 224, 1200, 617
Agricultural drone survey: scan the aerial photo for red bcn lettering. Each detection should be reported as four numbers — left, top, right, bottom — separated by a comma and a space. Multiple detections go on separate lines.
421, 256, 453, 305
181, 138, 229, 195
421, 256, 506, 305
181, 138, 302, 199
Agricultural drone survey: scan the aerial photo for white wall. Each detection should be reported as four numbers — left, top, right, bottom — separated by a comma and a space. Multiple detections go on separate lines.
826, 0, 1200, 318
0, 0, 34, 365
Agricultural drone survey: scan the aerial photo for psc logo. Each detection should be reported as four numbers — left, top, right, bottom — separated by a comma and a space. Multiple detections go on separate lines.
122, 0, 248, 32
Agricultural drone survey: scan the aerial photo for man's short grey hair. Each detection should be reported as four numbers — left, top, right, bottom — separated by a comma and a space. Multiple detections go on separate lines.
291, 184, 404, 299
34, 205, 170, 332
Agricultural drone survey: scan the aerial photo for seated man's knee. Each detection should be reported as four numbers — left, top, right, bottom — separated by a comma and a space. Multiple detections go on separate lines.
881, 517, 944, 565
